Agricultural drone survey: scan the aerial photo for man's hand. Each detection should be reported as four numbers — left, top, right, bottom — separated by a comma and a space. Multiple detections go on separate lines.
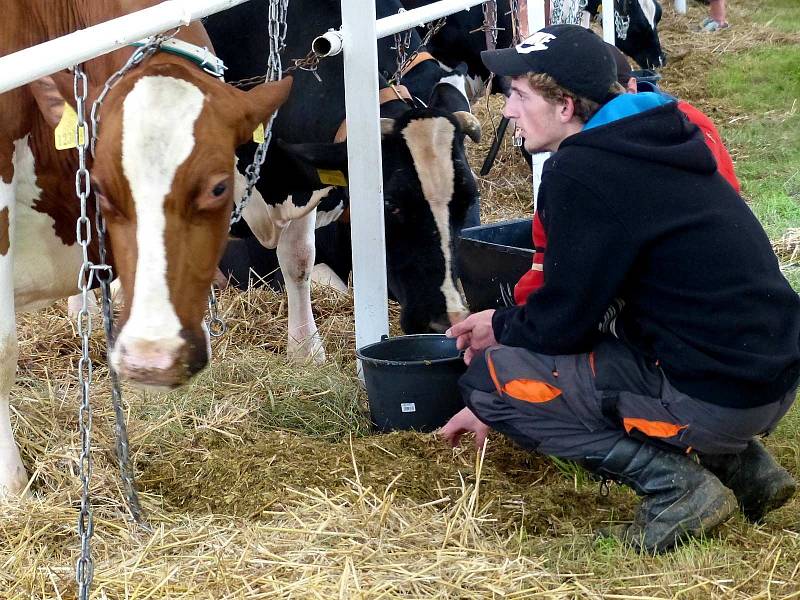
446, 309, 497, 365
437, 407, 490, 449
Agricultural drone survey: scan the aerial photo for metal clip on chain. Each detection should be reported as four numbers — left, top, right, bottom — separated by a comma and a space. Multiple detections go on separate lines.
206, 284, 226, 337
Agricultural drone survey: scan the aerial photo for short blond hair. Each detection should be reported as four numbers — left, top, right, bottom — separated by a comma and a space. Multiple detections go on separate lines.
524, 73, 624, 123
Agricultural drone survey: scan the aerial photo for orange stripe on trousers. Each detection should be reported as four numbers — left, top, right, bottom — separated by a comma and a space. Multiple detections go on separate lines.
623, 418, 687, 439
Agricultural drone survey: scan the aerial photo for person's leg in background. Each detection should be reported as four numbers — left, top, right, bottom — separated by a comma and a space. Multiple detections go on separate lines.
702, 0, 729, 31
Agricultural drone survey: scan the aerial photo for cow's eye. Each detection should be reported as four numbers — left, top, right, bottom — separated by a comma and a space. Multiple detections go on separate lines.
212, 182, 227, 197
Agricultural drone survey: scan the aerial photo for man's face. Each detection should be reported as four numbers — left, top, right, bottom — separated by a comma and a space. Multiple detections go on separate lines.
503, 76, 570, 154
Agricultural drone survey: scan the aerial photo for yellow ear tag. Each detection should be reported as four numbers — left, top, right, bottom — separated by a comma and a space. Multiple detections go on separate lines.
54, 103, 86, 150
252, 123, 265, 143
317, 169, 348, 187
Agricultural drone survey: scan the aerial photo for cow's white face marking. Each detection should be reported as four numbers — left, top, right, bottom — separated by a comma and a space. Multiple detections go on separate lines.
401, 117, 467, 316
117, 75, 204, 346
639, 0, 657, 29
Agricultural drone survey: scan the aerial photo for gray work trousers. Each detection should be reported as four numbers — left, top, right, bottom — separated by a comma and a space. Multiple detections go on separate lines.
460, 341, 798, 461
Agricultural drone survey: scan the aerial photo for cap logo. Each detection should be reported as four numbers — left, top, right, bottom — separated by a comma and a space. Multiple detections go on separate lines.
515, 32, 556, 54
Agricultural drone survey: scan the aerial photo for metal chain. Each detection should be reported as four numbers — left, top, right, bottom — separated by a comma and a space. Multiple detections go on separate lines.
94, 209, 147, 527
614, 0, 631, 40
391, 10, 414, 83
206, 284, 226, 337
230, 0, 289, 227
509, 0, 522, 44
73, 63, 95, 600
481, 0, 500, 50
388, 17, 447, 86
87, 34, 167, 528
551, 0, 588, 26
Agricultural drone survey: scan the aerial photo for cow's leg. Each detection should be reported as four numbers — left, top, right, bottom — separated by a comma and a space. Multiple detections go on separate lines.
277, 209, 325, 364
0, 164, 27, 497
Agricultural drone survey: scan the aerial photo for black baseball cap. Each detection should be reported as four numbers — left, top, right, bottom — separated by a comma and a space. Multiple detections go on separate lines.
606, 42, 634, 86
481, 24, 616, 104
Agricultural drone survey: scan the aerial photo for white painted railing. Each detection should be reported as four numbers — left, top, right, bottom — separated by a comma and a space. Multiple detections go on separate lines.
0, 0, 256, 94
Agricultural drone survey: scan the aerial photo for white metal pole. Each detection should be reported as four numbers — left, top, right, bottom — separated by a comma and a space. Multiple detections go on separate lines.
375, 0, 486, 38
601, 0, 615, 44
342, 0, 390, 351
674, 0, 687, 15
526, 0, 547, 34
0, 0, 254, 94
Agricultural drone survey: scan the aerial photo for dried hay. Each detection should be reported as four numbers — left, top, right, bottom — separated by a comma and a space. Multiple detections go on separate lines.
4, 1, 800, 597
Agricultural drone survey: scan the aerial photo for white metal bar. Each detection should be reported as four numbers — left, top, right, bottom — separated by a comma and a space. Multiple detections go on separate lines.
527, 0, 546, 34
342, 0, 390, 351
375, 0, 486, 39
674, 0, 687, 15
0, 0, 254, 94
601, 0, 615, 43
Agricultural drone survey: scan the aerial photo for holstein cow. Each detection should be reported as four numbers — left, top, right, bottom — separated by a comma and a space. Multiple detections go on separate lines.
585, 0, 666, 69
0, 0, 291, 496
403, 0, 666, 87
400, 0, 516, 97
204, 0, 482, 361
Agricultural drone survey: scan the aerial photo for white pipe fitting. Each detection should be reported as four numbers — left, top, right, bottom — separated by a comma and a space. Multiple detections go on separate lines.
312, 29, 344, 57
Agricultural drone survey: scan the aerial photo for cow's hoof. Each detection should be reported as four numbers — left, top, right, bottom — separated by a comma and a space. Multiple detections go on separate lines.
287, 334, 327, 365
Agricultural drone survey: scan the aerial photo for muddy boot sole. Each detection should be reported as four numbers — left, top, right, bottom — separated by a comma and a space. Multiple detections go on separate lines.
741, 472, 797, 523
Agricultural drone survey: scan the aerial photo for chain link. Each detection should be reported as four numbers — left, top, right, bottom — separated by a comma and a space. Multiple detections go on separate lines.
388, 17, 447, 86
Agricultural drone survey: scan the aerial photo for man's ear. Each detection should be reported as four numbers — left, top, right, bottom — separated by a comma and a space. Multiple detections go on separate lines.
560, 96, 577, 123
234, 76, 293, 146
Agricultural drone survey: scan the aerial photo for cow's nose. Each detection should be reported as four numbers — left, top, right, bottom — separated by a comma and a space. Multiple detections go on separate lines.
111, 336, 192, 390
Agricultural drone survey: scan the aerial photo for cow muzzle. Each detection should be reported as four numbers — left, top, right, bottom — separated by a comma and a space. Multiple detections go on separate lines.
110, 331, 208, 390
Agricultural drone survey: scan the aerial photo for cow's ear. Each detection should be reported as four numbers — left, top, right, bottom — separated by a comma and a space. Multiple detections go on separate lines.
235, 76, 293, 145
428, 81, 470, 113
277, 139, 350, 188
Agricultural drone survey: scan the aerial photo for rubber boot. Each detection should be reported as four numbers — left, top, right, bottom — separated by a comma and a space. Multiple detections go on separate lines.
698, 439, 796, 523
585, 437, 736, 553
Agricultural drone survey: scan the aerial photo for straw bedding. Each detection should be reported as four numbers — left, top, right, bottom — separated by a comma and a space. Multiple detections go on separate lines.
3, 2, 799, 597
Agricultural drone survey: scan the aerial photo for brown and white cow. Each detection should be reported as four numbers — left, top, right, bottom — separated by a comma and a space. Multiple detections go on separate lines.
0, 0, 292, 496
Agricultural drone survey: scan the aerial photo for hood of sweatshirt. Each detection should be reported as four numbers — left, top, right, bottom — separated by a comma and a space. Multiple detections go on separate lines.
561, 92, 718, 174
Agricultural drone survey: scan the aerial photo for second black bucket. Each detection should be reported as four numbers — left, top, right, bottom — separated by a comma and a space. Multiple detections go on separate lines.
458, 218, 534, 312
356, 334, 466, 433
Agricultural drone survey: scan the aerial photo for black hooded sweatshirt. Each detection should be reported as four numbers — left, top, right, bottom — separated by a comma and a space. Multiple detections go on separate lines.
492, 101, 800, 408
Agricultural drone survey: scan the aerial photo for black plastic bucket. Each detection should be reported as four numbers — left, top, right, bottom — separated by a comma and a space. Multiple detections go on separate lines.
458, 218, 534, 312
356, 334, 466, 433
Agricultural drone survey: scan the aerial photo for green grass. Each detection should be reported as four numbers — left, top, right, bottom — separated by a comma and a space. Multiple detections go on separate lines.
747, 0, 800, 32
706, 46, 800, 240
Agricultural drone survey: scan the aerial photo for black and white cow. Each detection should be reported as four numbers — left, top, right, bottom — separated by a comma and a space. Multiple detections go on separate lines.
403, 0, 665, 85
585, 0, 666, 69
204, 0, 482, 362
400, 0, 516, 97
